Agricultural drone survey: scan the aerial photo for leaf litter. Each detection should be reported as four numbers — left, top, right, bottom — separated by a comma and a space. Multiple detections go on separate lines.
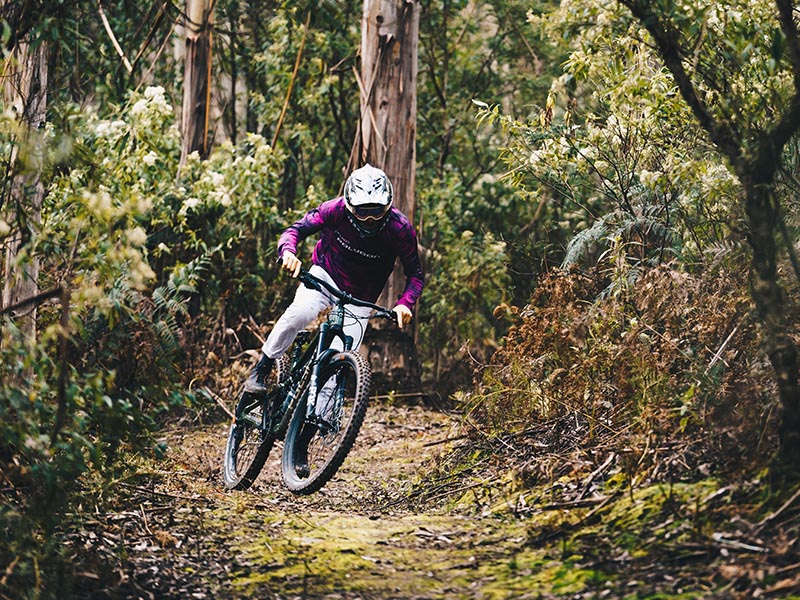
66, 264, 800, 599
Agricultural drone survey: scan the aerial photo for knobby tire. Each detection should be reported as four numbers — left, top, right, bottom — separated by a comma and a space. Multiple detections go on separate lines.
281, 350, 370, 494
222, 355, 289, 490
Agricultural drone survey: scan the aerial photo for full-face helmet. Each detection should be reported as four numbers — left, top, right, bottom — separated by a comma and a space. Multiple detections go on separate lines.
344, 164, 393, 233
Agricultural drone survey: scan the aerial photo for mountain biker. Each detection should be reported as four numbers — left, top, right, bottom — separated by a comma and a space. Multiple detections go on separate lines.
238, 163, 424, 409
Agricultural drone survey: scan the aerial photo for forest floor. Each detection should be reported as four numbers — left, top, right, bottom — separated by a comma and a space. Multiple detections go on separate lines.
70, 400, 800, 599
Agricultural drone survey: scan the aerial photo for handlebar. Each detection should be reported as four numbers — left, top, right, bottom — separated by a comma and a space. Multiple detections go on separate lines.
296, 269, 396, 322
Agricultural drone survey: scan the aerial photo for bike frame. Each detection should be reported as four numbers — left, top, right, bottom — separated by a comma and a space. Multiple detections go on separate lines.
249, 269, 393, 437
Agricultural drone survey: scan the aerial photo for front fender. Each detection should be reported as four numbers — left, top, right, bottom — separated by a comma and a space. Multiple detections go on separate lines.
315, 348, 345, 373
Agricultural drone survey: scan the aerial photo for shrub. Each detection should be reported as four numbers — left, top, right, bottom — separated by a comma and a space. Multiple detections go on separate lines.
466, 262, 779, 484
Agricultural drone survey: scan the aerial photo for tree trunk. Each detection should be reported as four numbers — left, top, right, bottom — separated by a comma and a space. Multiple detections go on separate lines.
180, 0, 213, 164
358, 0, 422, 394
742, 177, 800, 472
619, 0, 800, 478
1, 35, 48, 340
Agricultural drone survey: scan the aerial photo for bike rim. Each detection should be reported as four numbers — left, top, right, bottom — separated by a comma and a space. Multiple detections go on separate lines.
233, 414, 262, 472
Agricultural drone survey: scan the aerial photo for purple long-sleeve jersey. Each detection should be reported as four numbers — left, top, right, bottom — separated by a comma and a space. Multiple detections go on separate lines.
277, 197, 424, 309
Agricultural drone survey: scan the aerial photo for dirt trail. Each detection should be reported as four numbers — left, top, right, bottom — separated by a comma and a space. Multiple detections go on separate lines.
97, 403, 537, 599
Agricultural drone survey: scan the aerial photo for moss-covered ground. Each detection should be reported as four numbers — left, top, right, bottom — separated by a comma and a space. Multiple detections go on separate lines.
68, 402, 800, 599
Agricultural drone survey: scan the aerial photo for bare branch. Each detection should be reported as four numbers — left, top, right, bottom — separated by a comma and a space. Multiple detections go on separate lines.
271, 12, 311, 149
97, 0, 133, 74
618, 1, 742, 165
0, 286, 61, 316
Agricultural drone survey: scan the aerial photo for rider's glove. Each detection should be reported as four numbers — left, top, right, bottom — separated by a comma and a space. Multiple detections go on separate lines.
392, 304, 413, 329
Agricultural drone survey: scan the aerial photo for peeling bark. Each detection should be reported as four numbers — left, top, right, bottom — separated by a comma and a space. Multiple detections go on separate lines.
358, 0, 422, 393
180, 0, 213, 164
2, 35, 48, 340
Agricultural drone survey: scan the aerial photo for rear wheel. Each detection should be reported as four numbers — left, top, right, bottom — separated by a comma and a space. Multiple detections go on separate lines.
281, 350, 370, 494
223, 354, 289, 490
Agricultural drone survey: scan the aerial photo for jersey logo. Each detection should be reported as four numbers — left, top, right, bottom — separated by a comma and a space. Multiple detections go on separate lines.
335, 231, 381, 260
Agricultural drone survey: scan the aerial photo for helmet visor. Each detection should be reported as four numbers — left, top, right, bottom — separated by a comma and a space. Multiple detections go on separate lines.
352, 203, 388, 221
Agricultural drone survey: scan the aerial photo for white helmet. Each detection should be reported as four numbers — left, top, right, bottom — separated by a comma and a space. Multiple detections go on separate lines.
344, 163, 393, 222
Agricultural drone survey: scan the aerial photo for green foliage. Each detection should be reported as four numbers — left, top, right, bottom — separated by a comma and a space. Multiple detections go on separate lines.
0, 82, 291, 596
0, 320, 130, 596
561, 189, 680, 269
476, 2, 753, 275
419, 179, 511, 384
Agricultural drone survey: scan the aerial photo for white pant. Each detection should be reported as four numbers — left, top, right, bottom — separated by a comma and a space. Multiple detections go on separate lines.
261, 265, 373, 360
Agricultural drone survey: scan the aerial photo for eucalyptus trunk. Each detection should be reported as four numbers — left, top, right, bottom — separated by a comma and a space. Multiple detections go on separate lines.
180, 0, 213, 164
358, 0, 422, 393
2, 35, 48, 340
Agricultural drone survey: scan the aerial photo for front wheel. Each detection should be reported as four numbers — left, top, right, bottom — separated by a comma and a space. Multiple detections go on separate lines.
223, 354, 289, 490
281, 350, 371, 494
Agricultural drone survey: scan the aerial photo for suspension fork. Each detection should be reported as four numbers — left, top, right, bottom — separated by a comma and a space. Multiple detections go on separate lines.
305, 316, 354, 417
305, 321, 332, 417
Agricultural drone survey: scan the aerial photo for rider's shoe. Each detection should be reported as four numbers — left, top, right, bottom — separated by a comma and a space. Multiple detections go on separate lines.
294, 421, 318, 478
235, 392, 260, 418
243, 353, 274, 396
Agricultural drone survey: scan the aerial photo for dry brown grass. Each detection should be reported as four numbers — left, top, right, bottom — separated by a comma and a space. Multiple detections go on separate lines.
465, 263, 783, 486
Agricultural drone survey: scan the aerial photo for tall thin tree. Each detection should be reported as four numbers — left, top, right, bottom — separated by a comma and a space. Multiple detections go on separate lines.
180, 0, 213, 164
1, 34, 48, 339
357, 0, 422, 392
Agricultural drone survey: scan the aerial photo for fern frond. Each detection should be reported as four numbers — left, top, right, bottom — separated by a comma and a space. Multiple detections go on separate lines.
149, 247, 216, 346
562, 216, 612, 267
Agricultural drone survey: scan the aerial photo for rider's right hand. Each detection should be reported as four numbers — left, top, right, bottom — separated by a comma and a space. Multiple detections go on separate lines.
281, 251, 302, 278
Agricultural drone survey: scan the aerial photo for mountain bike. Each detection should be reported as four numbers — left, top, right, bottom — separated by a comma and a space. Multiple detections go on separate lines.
222, 268, 396, 494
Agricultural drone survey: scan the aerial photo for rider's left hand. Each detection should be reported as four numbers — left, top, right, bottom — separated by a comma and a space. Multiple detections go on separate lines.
392, 305, 413, 329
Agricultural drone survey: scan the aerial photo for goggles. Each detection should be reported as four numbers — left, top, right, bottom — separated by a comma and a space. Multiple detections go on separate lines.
352, 203, 388, 221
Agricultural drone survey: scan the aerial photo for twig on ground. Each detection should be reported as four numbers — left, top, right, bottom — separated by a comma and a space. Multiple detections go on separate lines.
200, 386, 234, 420
754, 484, 800, 534
423, 434, 467, 448
578, 452, 616, 499
140, 505, 155, 537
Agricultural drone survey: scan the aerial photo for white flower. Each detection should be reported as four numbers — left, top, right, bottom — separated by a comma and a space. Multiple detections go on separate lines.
95, 119, 127, 140
126, 227, 148, 246
143, 151, 158, 166
639, 169, 659, 188
180, 197, 201, 214
578, 146, 597, 161
130, 99, 148, 116
128, 259, 156, 289
86, 189, 114, 220
136, 195, 153, 213
209, 171, 224, 187
144, 86, 165, 100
